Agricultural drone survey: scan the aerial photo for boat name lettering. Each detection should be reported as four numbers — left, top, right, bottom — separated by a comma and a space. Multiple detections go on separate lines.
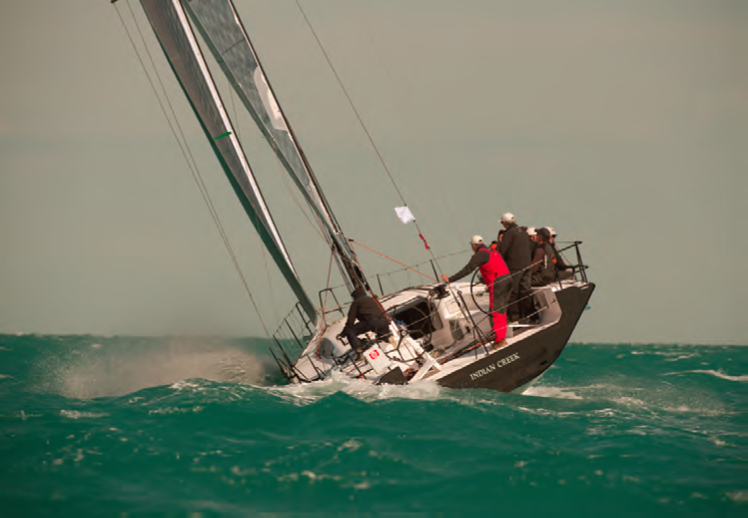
495, 353, 520, 369
469, 363, 496, 381
468, 353, 521, 381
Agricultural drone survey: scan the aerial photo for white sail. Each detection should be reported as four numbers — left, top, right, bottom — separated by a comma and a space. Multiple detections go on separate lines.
140, 0, 317, 322
181, 0, 367, 291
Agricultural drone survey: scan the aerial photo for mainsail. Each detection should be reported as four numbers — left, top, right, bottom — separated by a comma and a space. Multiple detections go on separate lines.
181, 0, 368, 292
140, 0, 317, 322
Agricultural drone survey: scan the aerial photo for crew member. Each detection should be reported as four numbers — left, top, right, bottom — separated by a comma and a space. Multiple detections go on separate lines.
526, 226, 538, 259
440, 235, 511, 342
498, 212, 533, 322
531, 227, 556, 286
341, 289, 390, 353
545, 227, 574, 280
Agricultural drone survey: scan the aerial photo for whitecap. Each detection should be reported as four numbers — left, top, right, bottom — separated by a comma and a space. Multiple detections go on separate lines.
632, 350, 694, 357
727, 490, 748, 503
170, 380, 203, 390
338, 439, 362, 452
521, 385, 583, 400
613, 396, 647, 407
60, 410, 109, 419
665, 370, 748, 382
148, 406, 204, 415
665, 353, 698, 362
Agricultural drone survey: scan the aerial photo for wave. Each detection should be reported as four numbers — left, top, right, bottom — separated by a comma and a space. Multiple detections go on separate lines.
516, 378, 731, 418
29, 337, 274, 399
255, 373, 445, 406
521, 385, 583, 400
664, 369, 748, 382
59, 409, 109, 419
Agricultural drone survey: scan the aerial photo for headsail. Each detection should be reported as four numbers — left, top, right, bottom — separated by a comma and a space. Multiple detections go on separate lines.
181, 0, 368, 293
140, 0, 317, 323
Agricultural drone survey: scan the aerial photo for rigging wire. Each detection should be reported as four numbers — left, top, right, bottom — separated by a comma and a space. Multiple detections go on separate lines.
352, 0, 466, 241
349, 239, 436, 283
114, 1, 273, 338
294, 0, 446, 277
277, 164, 327, 243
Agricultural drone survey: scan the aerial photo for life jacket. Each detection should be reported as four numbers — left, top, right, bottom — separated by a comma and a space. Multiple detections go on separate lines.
479, 247, 510, 287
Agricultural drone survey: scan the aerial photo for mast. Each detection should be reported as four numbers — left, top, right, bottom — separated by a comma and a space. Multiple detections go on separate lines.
181, 0, 369, 294
140, 0, 318, 322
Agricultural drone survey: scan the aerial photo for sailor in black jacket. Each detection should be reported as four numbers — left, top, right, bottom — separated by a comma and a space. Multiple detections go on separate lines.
530, 227, 556, 286
341, 290, 390, 353
498, 212, 533, 322
498, 216, 531, 270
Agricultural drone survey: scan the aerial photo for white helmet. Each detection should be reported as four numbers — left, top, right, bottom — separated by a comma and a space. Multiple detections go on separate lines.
470, 235, 484, 245
500, 212, 515, 224
526, 226, 536, 237
546, 227, 557, 237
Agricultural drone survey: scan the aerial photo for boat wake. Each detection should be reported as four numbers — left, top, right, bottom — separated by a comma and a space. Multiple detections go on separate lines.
265, 373, 444, 405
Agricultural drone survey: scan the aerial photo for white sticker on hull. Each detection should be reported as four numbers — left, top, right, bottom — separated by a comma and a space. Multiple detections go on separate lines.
364, 345, 392, 374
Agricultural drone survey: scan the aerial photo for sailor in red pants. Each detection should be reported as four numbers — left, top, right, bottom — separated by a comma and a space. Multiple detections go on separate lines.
441, 235, 511, 342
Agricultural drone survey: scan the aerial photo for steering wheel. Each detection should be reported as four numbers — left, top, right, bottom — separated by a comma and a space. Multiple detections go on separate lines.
469, 269, 491, 315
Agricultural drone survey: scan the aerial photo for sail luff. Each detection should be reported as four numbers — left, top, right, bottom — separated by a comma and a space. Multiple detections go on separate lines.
140, 0, 317, 323
181, 0, 368, 292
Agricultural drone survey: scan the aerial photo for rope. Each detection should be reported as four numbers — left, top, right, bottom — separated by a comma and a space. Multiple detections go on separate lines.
114, 1, 272, 338
294, 0, 446, 277
349, 240, 436, 283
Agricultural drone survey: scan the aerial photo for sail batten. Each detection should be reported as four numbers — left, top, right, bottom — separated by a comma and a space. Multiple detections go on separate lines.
140, 0, 317, 323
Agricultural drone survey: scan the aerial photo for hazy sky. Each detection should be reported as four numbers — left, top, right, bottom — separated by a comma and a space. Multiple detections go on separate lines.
1, 0, 745, 344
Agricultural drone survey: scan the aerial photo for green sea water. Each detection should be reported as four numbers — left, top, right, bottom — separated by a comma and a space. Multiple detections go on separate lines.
0, 334, 745, 515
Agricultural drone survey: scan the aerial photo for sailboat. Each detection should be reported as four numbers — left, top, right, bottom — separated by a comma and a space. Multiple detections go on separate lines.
127, 0, 594, 392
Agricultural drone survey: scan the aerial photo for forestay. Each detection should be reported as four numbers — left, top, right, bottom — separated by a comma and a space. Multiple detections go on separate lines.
140, 0, 317, 322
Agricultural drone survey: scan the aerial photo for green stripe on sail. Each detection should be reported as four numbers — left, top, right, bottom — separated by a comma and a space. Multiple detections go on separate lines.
213, 131, 232, 140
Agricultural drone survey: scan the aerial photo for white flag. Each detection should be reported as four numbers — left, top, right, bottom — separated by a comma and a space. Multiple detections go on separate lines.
395, 206, 416, 224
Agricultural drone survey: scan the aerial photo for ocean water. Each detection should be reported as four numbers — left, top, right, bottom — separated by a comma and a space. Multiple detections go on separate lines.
0, 334, 745, 515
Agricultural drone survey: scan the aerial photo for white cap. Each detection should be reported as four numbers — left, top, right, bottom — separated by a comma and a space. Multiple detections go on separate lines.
546, 227, 556, 237
526, 226, 536, 236
470, 235, 484, 245
500, 212, 515, 224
